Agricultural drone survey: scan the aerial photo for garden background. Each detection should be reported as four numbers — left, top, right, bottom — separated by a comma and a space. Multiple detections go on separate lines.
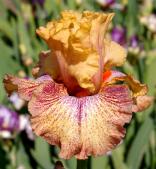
0, 0, 156, 169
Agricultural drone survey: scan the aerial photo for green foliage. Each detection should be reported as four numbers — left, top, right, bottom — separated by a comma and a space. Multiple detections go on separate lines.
127, 118, 154, 169
0, 0, 155, 169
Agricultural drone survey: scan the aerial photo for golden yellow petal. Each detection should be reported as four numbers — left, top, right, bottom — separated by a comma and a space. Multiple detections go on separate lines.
68, 51, 99, 93
61, 10, 82, 20
36, 11, 115, 93
104, 40, 127, 69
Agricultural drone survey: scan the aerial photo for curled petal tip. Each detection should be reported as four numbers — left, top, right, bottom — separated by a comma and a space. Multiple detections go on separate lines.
3, 74, 17, 96
132, 95, 154, 112
124, 76, 148, 97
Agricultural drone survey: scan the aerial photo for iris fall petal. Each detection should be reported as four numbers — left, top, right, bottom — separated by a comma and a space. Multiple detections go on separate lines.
3, 75, 52, 101
4, 75, 134, 159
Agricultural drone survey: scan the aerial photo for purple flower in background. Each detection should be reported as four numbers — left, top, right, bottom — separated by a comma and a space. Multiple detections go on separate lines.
31, 0, 45, 6
0, 106, 34, 139
96, 0, 115, 7
9, 92, 25, 110
0, 105, 19, 132
130, 35, 139, 48
111, 27, 126, 46
128, 35, 143, 55
106, 0, 115, 6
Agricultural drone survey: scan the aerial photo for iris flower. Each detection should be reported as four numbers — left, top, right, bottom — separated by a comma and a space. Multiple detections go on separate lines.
3, 11, 151, 159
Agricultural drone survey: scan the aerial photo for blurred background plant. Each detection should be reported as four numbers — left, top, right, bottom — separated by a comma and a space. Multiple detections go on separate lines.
0, 0, 156, 169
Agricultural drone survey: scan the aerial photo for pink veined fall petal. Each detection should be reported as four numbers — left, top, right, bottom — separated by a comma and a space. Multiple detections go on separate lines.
76, 85, 133, 159
27, 77, 133, 159
3, 73, 149, 159
29, 80, 82, 159
3, 75, 39, 101
3, 75, 51, 101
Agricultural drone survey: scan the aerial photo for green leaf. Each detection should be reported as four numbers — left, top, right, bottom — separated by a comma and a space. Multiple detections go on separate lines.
126, 118, 154, 169
126, 0, 139, 36
142, 55, 156, 118
0, 40, 21, 102
0, 141, 10, 169
66, 0, 75, 9
0, 0, 8, 19
0, 18, 14, 41
66, 158, 76, 169
44, 0, 61, 18
91, 156, 109, 169
17, 15, 34, 59
148, 128, 156, 169
17, 141, 32, 169
31, 137, 53, 169
125, 119, 135, 143
10, 18, 20, 61
145, 57, 156, 95
112, 145, 128, 169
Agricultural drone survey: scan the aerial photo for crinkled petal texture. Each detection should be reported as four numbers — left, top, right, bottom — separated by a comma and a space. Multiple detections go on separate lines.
35, 11, 126, 94
4, 75, 135, 159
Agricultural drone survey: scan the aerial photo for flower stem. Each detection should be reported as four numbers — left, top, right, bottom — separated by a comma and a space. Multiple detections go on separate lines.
76, 159, 88, 169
